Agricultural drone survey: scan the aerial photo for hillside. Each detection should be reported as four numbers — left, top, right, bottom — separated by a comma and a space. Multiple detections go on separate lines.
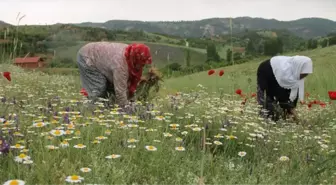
165, 45, 336, 97
77, 17, 336, 39
0, 24, 207, 68
0, 20, 10, 27
1, 22, 334, 74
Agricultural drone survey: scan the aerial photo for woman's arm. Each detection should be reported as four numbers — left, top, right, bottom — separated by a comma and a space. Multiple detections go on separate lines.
110, 67, 129, 107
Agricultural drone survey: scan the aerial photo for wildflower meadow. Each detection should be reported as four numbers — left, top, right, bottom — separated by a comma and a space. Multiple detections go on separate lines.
1, 45, 336, 184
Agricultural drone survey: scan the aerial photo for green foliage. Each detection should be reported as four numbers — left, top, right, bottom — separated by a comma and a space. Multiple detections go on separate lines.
263, 38, 283, 56
307, 39, 318, 49
206, 44, 221, 62
184, 49, 191, 67
226, 49, 232, 63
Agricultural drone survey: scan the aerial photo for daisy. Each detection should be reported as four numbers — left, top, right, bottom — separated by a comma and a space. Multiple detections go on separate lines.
23, 160, 34, 164
127, 138, 139, 143
74, 144, 86, 149
145, 145, 157, 151
46, 145, 59, 150
192, 127, 202, 132
3, 180, 25, 185
60, 141, 70, 148
155, 116, 165, 121
163, 133, 173, 137
213, 141, 223, 145
105, 154, 121, 159
175, 146, 185, 151
33, 122, 46, 128
127, 145, 136, 148
175, 137, 183, 142
65, 175, 84, 183
80, 168, 92, 173
91, 140, 101, 144
95, 136, 107, 140
279, 156, 290, 162
226, 135, 237, 140
10, 144, 25, 149
50, 129, 65, 137
238, 151, 247, 157
14, 153, 31, 163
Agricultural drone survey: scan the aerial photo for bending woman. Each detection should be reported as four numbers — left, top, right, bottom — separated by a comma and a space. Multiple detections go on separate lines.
77, 42, 152, 107
256, 56, 313, 121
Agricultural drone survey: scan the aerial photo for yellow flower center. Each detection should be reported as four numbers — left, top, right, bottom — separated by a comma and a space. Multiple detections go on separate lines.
61, 141, 68, 145
148, 146, 155, 150
228, 135, 236, 140
54, 130, 61, 135
36, 122, 43, 127
77, 144, 84, 147
75, 131, 80, 136
65, 130, 72, 134
9, 180, 19, 185
70, 175, 79, 181
19, 153, 26, 159
15, 144, 21, 148
83, 168, 89, 172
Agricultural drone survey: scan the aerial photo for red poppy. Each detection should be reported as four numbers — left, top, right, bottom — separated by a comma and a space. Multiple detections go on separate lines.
328, 91, 336, 100
80, 88, 88, 97
235, 89, 242, 95
251, 93, 256, 98
2, 72, 11, 81
313, 100, 320, 104
308, 103, 312, 108
208, 69, 215, 76
219, 70, 224, 76
319, 102, 326, 108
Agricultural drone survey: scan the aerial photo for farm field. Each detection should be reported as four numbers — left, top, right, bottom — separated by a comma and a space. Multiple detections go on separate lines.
0, 46, 336, 184
54, 41, 207, 68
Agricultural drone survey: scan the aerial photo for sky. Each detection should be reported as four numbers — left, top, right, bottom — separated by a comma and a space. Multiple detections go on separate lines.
1, 0, 336, 25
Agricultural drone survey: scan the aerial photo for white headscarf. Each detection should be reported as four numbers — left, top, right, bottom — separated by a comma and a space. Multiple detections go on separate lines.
270, 55, 313, 102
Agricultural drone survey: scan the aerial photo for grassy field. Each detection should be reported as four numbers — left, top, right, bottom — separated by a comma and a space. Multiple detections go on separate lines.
0, 46, 336, 184
55, 41, 207, 68
165, 45, 336, 99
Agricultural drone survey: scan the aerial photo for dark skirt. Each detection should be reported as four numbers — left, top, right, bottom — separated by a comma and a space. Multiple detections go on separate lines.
77, 53, 116, 106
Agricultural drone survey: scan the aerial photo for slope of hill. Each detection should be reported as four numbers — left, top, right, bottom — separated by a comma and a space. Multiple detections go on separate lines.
0, 24, 207, 68
0, 20, 10, 27
77, 17, 336, 39
54, 41, 206, 68
164, 45, 336, 97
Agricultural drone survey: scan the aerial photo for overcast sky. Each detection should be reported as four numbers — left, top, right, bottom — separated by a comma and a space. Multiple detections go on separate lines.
1, 0, 335, 25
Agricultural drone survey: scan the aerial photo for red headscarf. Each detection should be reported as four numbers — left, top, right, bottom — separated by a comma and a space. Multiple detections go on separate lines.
124, 43, 152, 97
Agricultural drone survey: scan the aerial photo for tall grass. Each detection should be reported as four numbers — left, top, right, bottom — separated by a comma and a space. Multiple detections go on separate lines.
1, 15, 336, 185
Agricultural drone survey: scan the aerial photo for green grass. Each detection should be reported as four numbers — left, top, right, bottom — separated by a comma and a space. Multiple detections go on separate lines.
54, 41, 207, 68
0, 46, 336, 184
165, 45, 336, 99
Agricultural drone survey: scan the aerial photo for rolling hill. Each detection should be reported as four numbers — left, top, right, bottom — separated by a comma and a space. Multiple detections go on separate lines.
77, 17, 336, 39
0, 20, 10, 27
164, 45, 336, 97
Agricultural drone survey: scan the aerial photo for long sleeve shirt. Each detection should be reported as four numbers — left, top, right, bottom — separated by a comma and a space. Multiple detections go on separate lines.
257, 59, 298, 110
78, 42, 129, 107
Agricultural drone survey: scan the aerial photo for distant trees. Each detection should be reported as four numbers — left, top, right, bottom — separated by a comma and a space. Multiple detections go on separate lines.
263, 38, 283, 56
206, 43, 221, 62
307, 39, 318, 49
